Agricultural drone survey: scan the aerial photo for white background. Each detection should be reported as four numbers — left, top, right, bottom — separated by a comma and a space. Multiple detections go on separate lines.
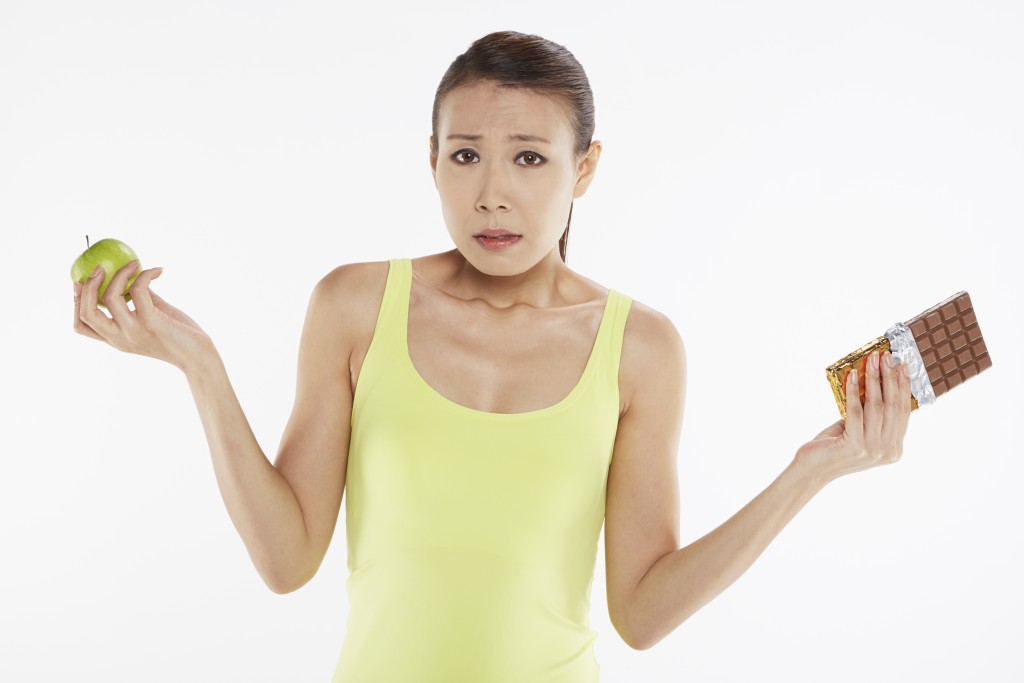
2, 1, 1021, 681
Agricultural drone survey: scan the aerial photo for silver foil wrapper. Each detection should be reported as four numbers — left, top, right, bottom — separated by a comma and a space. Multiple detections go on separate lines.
884, 321, 936, 407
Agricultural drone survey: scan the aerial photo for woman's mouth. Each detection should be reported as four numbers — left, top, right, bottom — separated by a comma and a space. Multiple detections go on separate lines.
475, 235, 522, 251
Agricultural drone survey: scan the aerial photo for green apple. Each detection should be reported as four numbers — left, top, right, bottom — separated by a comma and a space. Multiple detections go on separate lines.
70, 237, 141, 308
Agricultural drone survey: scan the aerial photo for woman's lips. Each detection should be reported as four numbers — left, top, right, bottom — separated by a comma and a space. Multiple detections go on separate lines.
475, 235, 522, 250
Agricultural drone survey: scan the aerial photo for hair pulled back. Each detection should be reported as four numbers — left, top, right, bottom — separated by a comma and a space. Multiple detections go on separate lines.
430, 31, 596, 264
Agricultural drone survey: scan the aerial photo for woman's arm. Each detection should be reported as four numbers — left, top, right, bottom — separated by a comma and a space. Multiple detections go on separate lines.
604, 299, 912, 650
74, 260, 359, 594
183, 349, 313, 593
625, 448, 824, 650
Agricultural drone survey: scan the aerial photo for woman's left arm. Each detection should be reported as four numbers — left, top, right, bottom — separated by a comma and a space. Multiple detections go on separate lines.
608, 312, 912, 651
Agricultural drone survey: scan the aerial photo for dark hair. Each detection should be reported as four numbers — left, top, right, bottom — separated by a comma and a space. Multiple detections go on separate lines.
429, 31, 596, 264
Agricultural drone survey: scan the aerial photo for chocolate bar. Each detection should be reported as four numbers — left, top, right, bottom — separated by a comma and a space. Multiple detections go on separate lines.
826, 291, 992, 419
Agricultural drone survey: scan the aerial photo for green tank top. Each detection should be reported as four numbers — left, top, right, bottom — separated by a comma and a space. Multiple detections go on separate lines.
331, 257, 633, 682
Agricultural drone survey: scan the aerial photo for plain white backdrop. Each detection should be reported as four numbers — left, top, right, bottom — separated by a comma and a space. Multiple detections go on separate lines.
2, 1, 1020, 681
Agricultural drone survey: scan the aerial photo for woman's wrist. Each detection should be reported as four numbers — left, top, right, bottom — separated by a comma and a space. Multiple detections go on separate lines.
788, 449, 835, 495
179, 343, 223, 380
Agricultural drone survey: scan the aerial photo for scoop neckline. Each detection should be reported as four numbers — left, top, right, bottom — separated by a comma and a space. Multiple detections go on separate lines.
400, 258, 615, 420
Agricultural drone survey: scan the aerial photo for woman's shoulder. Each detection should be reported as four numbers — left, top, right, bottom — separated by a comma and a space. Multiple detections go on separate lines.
307, 259, 393, 347
550, 267, 683, 352
620, 297, 684, 368
617, 293, 687, 414
318, 258, 391, 292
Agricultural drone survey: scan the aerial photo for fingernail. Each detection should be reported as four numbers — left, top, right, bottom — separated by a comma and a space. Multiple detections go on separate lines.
73, 282, 82, 295
850, 368, 858, 386
91, 266, 103, 278
902, 364, 910, 378
870, 352, 879, 370
884, 351, 894, 368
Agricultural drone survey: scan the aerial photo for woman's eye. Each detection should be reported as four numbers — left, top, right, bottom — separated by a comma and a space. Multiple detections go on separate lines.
517, 151, 545, 166
452, 150, 478, 163
449, 150, 545, 166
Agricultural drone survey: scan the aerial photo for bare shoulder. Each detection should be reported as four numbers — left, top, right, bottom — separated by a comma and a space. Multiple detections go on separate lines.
619, 296, 687, 416
312, 259, 392, 340
316, 259, 391, 305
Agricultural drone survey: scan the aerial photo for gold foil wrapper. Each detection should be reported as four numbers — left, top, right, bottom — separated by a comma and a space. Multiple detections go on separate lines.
825, 336, 921, 420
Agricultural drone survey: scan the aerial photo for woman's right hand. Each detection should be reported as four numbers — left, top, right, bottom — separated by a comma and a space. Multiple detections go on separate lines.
73, 260, 216, 373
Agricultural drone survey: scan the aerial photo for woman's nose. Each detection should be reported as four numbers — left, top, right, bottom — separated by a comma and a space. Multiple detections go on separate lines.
476, 164, 511, 212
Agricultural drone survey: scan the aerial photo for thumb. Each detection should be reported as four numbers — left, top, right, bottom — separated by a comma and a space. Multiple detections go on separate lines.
129, 267, 163, 324
147, 286, 199, 327
812, 419, 846, 441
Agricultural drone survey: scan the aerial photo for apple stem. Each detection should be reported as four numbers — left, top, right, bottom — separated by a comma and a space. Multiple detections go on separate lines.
86, 234, 90, 248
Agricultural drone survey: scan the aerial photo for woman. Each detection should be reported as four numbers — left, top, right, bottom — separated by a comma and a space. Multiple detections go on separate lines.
72, 30, 911, 683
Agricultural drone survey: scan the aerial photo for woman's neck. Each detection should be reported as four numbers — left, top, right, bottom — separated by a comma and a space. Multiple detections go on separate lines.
425, 248, 575, 312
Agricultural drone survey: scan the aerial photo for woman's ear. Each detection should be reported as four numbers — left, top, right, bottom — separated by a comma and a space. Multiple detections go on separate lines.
573, 140, 602, 198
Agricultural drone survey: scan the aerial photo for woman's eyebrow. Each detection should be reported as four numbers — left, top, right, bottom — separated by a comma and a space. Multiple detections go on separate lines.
446, 133, 552, 144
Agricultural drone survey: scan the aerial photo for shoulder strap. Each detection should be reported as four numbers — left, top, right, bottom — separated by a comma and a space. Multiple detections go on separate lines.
365, 257, 411, 358
605, 289, 633, 386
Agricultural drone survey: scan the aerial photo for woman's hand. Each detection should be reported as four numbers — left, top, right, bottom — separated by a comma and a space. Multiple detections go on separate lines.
73, 260, 216, 373
796, 350, 913, 486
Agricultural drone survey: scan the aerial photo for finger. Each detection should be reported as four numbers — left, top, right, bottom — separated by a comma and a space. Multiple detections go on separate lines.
102, 259, 139, 321
78, 266, 119, 339
879, 351, 900, 460
862, 351, 883, 455
72, 280, 105, 341
896, 361, 913, 446
128, 267, 163, 328
844, 364, 863, 444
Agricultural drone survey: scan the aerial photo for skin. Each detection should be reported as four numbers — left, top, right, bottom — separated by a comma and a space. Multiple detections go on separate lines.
428, 78, 602, 308
72, 77, 912, 652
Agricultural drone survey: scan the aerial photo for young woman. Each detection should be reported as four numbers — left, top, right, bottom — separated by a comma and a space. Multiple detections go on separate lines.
72, 30, 912, 683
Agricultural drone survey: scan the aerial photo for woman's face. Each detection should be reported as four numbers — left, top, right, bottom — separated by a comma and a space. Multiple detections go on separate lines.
430, 80, 600, 276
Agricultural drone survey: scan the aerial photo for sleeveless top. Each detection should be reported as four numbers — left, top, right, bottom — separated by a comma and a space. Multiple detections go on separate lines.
331, 257, 633, 683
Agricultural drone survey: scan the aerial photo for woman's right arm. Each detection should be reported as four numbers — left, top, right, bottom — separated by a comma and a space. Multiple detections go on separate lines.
73, 259, 364, 594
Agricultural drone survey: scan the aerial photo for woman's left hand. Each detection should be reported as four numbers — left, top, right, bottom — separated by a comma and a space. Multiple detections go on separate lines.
796, 349, 913, 486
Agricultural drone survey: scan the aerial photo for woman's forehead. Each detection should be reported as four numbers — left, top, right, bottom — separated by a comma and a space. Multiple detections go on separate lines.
439, 82, 572, 141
